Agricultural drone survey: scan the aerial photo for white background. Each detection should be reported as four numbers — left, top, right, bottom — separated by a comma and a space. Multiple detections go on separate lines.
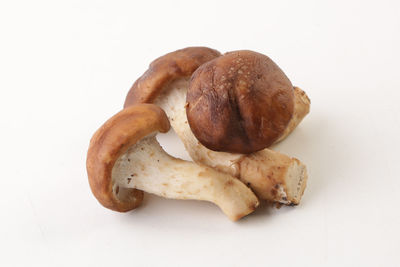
1, 0, 399, 266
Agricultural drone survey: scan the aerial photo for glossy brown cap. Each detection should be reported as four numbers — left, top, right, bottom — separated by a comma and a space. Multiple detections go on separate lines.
186, 50, 294, 154
86, 104, 170, 212
124, 47, 221, 107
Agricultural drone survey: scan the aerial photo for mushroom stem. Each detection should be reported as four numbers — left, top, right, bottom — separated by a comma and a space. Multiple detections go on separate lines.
112, 135, 259, 221
154, 78, 308, 205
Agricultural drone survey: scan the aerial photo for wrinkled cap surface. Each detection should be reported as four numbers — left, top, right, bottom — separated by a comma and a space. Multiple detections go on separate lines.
186, 50, 294, 154
124, 47, 221, 106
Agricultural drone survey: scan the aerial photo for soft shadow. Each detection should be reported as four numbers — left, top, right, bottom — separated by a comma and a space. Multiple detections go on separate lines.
126, 112, 353, 225
271, 111, 354, 205
118, 194, 233, 232
237, 201, 301, 226
271, 114, 328, 203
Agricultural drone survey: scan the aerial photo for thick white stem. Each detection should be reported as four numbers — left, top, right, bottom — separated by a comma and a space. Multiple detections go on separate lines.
154, 78, 308, 204
112, 136, 259, 221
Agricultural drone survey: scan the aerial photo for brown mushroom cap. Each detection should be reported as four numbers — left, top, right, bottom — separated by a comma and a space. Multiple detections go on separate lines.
186, 50, 294, 154
86, 104, 170, 212
124, 47, 221, 107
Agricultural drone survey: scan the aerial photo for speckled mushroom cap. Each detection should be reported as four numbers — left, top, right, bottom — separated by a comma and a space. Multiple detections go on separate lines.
86, 104, 170, 212
186, 50, 295, 154
124, 47, 221, 107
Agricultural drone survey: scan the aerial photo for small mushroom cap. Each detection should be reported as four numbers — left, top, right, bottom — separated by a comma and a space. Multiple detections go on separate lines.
124, 47, 221, 107
186, 50, 294, 154
86, 104, 170, 212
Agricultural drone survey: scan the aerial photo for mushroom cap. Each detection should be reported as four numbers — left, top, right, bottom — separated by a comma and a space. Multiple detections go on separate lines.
86, 104, 170, 212
186, 50, 294, 154
124, 47, 221, 107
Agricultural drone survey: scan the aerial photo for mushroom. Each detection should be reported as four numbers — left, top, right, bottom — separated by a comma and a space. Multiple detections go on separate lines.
124, 47, 309, 205
86, 103, 259, 221
187, 50, 310, 154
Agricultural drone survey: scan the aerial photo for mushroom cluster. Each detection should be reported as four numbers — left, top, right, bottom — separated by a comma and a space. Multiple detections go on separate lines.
87, 47, 310, 221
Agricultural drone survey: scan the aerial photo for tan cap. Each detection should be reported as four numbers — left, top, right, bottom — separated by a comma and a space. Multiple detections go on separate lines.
124, 47, 221, 106
86, 104, 170, 212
